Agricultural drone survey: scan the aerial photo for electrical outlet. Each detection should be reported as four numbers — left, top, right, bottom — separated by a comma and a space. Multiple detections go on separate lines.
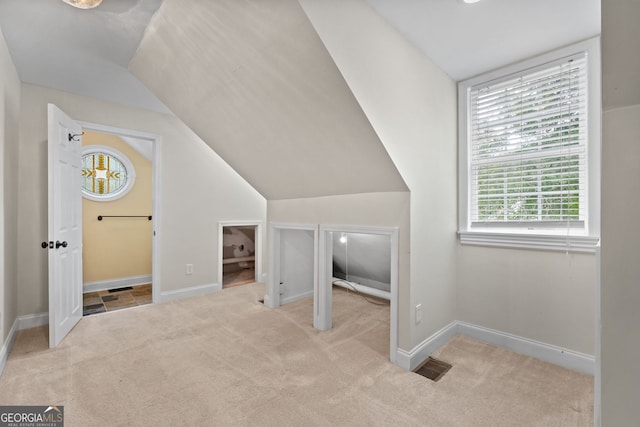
415, 304, 422, 324
186, 264, 193, 275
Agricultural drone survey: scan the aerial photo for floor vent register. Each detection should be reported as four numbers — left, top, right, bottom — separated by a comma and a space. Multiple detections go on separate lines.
414, 357, 452, 382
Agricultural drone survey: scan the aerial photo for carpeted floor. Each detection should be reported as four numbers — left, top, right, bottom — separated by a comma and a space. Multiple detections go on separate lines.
0, 283, 593, 426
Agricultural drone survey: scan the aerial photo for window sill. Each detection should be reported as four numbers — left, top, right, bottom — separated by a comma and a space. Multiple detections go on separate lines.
458, 230, 599, 253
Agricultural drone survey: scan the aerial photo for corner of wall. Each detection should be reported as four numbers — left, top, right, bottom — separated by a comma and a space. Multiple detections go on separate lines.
1, 22, 22, 354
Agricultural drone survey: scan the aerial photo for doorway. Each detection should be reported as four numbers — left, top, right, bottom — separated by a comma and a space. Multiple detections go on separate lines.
265, 223, 317, 310
318, 225, 399, 364
47, 105, 161, 347
76, 122, 161, 314
218, 221, 263, 288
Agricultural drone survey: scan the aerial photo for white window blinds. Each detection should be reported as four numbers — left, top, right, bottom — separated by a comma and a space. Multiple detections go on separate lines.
468, 54, 588, 228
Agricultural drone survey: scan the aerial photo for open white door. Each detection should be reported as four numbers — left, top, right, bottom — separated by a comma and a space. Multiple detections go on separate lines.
47, 104, 83, 348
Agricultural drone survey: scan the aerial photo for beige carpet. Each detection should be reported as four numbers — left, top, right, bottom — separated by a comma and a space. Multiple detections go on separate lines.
0, 283, 593, 426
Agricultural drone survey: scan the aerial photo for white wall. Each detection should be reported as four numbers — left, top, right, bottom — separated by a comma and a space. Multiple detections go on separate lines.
16, 84, 266, 316
300, 0, 597, 357
268, 192, 411, 348
279, 229, 315, 305
299, 0, 457, 350
0, 27, 20, 346
457, 247, 595, 354
600, 0, 640, 422
601, 104, 640, 424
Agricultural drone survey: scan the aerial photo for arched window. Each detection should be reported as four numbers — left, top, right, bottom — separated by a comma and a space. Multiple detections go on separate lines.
81, 145, 136, 201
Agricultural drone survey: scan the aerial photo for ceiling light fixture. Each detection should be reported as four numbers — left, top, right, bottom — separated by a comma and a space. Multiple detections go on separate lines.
460, 0, 482, 4
61, 0, 102, 9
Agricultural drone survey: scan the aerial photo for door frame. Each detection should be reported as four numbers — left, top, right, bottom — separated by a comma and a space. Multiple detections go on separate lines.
77, 121, 162, 303
265, 222, 318, 309
217, 220, 263, 289
318, 224, 399, 365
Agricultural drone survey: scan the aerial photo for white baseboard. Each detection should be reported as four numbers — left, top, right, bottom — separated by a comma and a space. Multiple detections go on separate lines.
396, 321, 458, 371
155, 283, 220, 303
0, 318, 19, 377
1, 312, 50, 377
17, 312, 49, 330
281, 290, 314, 306
396, 321, 595, 375
262, 290, 313, 308
83, 274, 152, 294
457, 322, 595, 375
263, 294, 276, 309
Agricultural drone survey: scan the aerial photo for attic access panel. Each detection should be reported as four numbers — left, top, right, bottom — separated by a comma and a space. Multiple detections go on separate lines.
222, 225, 257, 288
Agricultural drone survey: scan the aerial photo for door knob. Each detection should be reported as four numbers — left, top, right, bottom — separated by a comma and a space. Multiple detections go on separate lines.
41, 241, 53, 249
55, 240, 68, 249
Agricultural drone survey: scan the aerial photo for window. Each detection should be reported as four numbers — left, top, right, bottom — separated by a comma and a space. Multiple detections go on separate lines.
81, 145, 136, 202
458, 38, 600, 252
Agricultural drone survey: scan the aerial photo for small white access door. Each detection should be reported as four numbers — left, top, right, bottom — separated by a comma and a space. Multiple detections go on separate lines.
47, 104, 83, 348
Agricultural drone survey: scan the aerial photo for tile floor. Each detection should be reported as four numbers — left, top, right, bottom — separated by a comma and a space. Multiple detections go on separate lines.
83, 284, 152, 316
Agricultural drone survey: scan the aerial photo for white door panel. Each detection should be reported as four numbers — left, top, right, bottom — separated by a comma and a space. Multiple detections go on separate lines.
48, 104, 83, 348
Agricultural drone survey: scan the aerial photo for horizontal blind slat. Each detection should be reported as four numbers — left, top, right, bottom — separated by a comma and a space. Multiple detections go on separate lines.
474, 79, 587, 113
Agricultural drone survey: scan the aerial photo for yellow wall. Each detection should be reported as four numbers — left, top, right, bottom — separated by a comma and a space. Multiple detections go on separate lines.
82, 131, 152, 283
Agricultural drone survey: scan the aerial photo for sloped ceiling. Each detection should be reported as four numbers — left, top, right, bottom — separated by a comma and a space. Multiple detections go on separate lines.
129, 0, 407, 200
0, 0, 170, 114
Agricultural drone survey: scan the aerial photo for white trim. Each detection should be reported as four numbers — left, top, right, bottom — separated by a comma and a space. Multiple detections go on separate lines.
77, 121, 162, 305
317, 227, 332, 331
319, 224, 399, 364
594, 243, 601, 426
152, 135, 161, 304
396, 321, 458, 371
397, 321, 595, 375
155, 283, 220, 303
266, 222, 318, 309
217, 220, 263, 289
262, 295, 275, 308
1, 313, 50, 377
83, 274, 152, 293
458, 231, 600, 253
332, 278, 390, 301
0, 318, 18, 377
458, 322, 594, 375
280, 290, 314, 306
17, 313, 49, 330
458, 37, 601, 251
